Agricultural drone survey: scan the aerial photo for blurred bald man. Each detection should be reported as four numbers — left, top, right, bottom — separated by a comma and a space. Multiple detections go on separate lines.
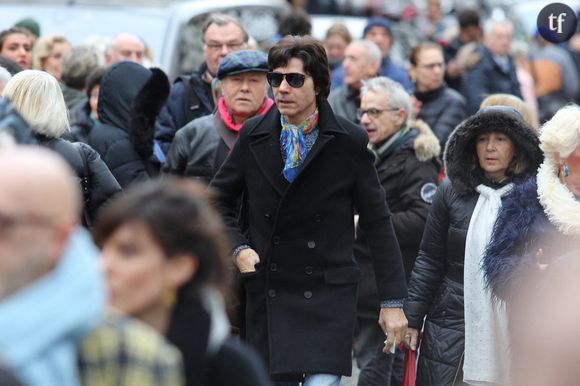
0, 146, 107, 386
105, 32, 145, 65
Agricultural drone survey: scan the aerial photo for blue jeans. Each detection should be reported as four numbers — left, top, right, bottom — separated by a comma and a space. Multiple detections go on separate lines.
275, 374, 341, 386
303, 374, 341, 386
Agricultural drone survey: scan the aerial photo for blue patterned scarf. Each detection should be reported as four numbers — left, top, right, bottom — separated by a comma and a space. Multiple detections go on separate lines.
280, 109, 319, 182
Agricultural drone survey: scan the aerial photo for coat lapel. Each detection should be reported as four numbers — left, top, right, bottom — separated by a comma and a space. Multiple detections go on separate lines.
248, 108, 289, 196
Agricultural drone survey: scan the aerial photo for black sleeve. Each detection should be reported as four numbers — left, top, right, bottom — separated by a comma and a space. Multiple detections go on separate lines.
404, 180, 451, 329
81, 143, 122, 220
353, 139, 408, 301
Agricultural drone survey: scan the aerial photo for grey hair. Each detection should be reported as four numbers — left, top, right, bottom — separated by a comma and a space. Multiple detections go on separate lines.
350, 40, 382, 66
483, 18, 513, 37
2, 70, 69, 138
201, 13, 249, 43
361, 76, 412, 126
61, 45, 100, 90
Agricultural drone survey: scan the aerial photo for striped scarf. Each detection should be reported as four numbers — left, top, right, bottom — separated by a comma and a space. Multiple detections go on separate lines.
280, 109, 319, 182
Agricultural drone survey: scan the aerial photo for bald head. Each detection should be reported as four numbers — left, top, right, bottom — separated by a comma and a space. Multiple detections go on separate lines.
0, 146, 81, 222
106, 33, 145, 65
0, 146, 81, 297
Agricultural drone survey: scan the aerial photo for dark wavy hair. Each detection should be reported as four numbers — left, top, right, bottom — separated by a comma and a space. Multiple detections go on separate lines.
93, 178, 230, 297
268, 35, 330, 102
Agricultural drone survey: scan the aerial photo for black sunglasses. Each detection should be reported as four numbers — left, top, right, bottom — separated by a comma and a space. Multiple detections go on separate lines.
266, 72, 307, 88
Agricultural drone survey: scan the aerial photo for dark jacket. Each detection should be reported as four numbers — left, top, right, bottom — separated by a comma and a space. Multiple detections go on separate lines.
155, 63, 214, 154
210, 101, 407, 379
461, 44, 522, 115
167, 294, 272, 386
404, 107, 542, 385
162, 112, 237, 182
354, 120, 440, 318
88, 62, 170, 188
36, 135, 121, 224
415, 85, 466, 148
64, 101, 95, 144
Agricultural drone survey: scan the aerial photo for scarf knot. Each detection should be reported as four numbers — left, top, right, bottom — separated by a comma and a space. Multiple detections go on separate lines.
280, 109, 319, 182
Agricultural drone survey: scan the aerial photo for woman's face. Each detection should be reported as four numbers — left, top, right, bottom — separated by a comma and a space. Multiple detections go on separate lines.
324, 34, 348, 64
409, 48, 445, 92
561, 146, 580, 196
1, 33, 32, 69
101, 221, 175, 317
476, 131, 515, 182
43, 42, 69, 80
89, 85, 99, 118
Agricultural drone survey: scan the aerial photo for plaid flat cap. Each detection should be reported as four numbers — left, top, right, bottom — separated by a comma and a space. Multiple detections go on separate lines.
217, 50, 269, 80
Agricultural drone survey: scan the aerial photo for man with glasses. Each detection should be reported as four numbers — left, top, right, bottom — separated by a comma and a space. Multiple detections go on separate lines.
328, 40, 381, 124
354, 76, 440, 386
210, 35, 408, 386
155, 13, 249, 153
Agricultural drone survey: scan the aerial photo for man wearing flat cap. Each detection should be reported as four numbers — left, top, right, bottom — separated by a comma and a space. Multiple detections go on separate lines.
163, 49, 273, 181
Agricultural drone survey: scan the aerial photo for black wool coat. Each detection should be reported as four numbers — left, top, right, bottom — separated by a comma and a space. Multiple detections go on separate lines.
210, 101, 407, 379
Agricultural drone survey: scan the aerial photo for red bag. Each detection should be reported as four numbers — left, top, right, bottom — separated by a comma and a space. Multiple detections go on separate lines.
402, 347, 417, 386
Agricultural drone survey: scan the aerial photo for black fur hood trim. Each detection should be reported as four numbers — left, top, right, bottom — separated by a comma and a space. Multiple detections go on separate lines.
444, 106, 543, 195
129, 67, 170, 159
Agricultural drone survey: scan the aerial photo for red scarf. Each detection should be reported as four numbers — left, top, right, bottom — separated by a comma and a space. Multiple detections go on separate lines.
217, 96, 273, 134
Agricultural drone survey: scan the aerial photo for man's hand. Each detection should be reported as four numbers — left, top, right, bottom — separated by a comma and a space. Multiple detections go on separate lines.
236, 248, 260, 273
405, 327, 420, 351
379, 307, 408, 353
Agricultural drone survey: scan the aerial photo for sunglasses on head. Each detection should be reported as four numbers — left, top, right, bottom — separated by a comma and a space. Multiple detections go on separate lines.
266, 72, 307, 88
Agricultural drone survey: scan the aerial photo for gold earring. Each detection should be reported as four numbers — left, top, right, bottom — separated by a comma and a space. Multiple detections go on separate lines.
162, 288, 177, 310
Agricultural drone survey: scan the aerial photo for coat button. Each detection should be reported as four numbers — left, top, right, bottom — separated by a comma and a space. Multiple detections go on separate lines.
268, 289, 276, 298
273, 236, 280, 246
264, 213, 271, 220
315, 214, 322, 223
304, 291, 312, 299
270, 263, 277, 272
305, 266, 313, 275
307, 240, 316, 249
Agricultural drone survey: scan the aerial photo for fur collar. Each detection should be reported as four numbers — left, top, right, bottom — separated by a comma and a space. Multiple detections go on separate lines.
411, 119, 440, 162
444, 107, 543, 195
537, 157, 580, 235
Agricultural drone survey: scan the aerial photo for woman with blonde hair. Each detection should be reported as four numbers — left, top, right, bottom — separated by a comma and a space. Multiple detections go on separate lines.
484, 104, 580, 384
32, 34, 70, 80
480, 93, 539, 131
2, 69, 120, 226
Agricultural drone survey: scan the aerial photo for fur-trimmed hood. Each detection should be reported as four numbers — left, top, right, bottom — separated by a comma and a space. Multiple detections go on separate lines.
444, 106, 543, 195
98, 62, 170, 158
410, 119, 440, 162
537, 155, 580, 236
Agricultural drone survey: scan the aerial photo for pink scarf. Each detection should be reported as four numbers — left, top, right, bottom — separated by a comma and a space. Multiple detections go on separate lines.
217, 96, 274, 134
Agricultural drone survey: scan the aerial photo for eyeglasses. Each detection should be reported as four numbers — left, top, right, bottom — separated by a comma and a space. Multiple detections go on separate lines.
418, 62, 444, 70
266, 72, 308, 88
356, 107, 399, 120
0, 211, 54, 236
205, 41, 245, 52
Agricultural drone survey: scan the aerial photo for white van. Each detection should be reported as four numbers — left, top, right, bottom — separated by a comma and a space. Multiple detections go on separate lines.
0, 0, 288, 80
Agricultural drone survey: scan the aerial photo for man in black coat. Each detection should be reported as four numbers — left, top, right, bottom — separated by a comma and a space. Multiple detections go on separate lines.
155, 13, 249, 154
210, 35, 408, 385
461, 19, 521, 114
354, 77, 440, 386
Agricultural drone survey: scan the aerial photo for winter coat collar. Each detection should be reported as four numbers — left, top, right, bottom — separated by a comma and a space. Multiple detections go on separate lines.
537, 157, 580, 235
414, 86, 445, 103
444, 107, 543, 195
375, 119, 440, 163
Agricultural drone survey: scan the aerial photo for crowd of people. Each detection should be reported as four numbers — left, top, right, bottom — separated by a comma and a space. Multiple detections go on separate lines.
1, 2, 580, 385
